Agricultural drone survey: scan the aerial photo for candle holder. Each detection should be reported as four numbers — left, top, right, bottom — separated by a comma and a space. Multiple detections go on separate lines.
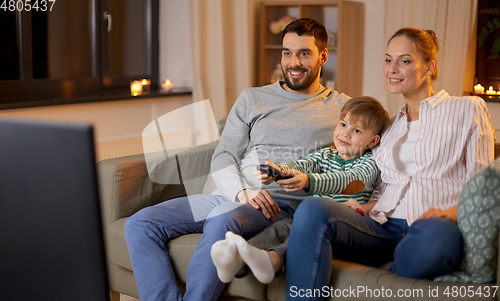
486, 86, 496, 95
473, 84, 485, 95
161, 79, 174, 92
130, 80, 143, 96
141, 79, 151, 93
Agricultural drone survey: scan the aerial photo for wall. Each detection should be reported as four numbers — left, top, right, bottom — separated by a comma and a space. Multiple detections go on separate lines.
356, 0, 385, 103
0, 95, 194, 160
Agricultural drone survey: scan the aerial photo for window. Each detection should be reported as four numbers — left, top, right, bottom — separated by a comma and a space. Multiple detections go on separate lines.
475, 0, 500, 92
0, 0, 159, 109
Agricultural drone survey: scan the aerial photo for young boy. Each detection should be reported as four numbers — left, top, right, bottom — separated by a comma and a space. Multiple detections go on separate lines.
211, 96, 390, 284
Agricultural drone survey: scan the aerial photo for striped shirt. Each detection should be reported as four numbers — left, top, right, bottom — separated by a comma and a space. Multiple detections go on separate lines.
369, 90, 495, 225
277, 148, 379, 203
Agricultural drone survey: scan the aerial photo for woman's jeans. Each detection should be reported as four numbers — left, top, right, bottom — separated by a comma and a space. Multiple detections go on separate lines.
286, 197, 462, 301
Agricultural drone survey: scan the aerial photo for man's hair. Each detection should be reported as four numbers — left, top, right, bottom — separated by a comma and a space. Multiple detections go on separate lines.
281, 18, 328, 51
339, 96, 390, 136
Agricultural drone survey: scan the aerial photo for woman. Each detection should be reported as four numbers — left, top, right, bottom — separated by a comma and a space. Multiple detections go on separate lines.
285, 27, 495, 300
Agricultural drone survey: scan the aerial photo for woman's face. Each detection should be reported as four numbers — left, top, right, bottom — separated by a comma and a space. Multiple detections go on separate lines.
383, 36, 432, 96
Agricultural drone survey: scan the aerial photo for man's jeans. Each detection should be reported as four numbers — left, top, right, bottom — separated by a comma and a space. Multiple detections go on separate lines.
124, 194, 294, 301
286, 197, 462, 301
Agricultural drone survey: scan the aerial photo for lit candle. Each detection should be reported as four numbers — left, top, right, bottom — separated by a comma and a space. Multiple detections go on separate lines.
130, 80, 143, 96
473, 84, 485, 95
161, 79, 174, 92
486, 86, 496, 95
141, 79, 151, 92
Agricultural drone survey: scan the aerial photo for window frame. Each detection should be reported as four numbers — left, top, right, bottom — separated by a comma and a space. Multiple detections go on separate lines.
0, 0, 160, 110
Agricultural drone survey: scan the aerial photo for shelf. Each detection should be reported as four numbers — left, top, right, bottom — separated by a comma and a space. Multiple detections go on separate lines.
0, 86, 192, 110
469, 93, 500, 102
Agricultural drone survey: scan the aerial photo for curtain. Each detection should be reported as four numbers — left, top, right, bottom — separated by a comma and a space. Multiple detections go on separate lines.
189, 0, 255, 124
382, 0, 477, 116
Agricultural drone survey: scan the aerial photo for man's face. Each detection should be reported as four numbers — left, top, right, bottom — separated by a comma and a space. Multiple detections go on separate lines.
281, 33, 327, 94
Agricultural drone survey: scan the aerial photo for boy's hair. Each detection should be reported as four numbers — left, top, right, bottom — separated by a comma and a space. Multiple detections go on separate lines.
339, 96, 390, 136
281, 18, 328, 51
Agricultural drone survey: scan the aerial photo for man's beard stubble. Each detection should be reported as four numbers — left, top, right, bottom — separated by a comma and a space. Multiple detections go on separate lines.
282, 59, 321, 92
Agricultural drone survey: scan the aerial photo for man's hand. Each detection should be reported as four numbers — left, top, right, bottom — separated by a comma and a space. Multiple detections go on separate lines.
343, 198, 366, 216
418, 206, 457, 222
237, 188, 280, 222
276, 170, 309, 192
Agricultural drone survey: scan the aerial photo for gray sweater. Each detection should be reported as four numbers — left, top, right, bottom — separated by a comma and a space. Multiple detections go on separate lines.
211, 81, 349, 209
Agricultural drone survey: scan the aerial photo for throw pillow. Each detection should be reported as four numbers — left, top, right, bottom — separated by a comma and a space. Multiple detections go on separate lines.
435, 158, 500, 283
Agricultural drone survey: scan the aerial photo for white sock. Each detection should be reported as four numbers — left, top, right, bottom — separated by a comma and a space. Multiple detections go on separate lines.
227, 232, 275, 284
210, 233, 243, 283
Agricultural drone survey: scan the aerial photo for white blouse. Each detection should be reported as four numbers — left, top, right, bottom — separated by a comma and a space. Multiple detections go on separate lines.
370, 90, 495, 225
386, 120, 420, 219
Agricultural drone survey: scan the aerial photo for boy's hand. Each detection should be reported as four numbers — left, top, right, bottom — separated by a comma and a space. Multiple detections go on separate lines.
276, 170, 309, 192
343, 198, 366, 216
253, 161, 281, 185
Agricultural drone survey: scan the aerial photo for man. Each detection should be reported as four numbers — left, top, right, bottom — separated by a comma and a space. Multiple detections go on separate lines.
124, 18, 349, 301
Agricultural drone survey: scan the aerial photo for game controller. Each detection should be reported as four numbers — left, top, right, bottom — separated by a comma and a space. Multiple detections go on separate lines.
257, 164, 291, 180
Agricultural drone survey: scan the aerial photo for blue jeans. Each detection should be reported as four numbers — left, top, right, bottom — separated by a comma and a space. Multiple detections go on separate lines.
124, 194, 294, 301
286, 197, 462, 301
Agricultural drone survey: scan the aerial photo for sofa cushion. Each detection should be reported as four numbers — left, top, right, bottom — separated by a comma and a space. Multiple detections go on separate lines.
435, 158, 500, 283
267, 260, 494, 301
107, 218, 133, 270
98, 155, 187, 228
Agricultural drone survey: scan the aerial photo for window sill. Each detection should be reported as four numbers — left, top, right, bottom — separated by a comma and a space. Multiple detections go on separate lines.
478, 95, 500, 103
0, 86, 192, 110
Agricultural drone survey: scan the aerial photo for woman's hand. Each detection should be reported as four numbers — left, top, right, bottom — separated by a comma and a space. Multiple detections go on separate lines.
417, 206, 457, 223
253, 161, 281, 185
343, 198, 366, 216
276, 170, 309, 192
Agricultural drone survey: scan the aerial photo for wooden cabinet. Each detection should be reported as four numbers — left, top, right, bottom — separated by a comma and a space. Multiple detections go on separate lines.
258, 0, 364, 97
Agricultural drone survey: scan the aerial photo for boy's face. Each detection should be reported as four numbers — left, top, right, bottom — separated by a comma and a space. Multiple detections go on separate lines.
333, 114, 380, 160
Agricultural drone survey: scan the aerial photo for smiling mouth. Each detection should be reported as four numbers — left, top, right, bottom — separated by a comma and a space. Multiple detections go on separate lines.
389, 78, 403, 83
337, 138, 350, 145
288, 69, 306, 78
